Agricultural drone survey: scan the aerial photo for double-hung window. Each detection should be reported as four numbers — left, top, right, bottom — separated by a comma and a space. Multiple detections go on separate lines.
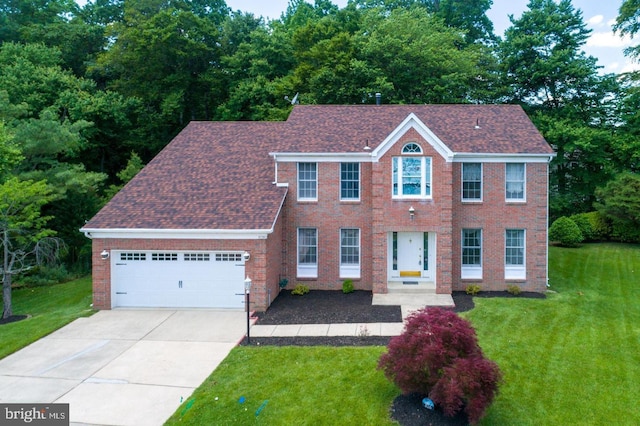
340, 228, 360, 278
297, 228, 318, 278
340, 163, 360, 201
461, 229, 482, 279
392, 143, 432, 198
298, 162, 317, 201
462, 163, 482, 201
506, 163, 525, 201
505, 229, 526, 279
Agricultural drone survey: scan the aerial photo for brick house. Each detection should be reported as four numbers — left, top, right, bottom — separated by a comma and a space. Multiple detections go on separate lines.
81, 105, 555, 311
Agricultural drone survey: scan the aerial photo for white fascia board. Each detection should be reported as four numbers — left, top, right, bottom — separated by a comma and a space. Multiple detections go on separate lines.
452, 153, 556, 163
80, 228, 272, 240
269, 152, 373, 162
371, 113, 455, 162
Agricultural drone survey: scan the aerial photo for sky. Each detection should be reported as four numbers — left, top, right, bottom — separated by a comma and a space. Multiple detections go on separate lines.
225, 0, 640, 74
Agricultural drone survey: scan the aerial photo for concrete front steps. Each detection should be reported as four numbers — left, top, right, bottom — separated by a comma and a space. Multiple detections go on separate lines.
374, 281, 455, 319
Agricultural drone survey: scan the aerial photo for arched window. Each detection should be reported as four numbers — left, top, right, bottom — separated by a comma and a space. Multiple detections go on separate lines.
393, 143, 431, 198
402, 143, 422, 154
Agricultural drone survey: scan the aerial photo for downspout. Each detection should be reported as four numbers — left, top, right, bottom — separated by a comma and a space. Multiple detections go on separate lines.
272, 154, 278, 185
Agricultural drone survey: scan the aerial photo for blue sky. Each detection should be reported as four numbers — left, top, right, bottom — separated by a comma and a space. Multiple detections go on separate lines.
225, 0, 640, 74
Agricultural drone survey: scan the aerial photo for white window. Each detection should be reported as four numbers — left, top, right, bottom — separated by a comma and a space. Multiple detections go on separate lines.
298, 162, 317, 201
392, 143, 431, 198
340, 163, 360, 201
340, 228, 360, 278
506, 163, 525, 201
461, 229, 482, 279
151, 253, 178, 261
120, 252, 146, 261
297, 228, 318, 278
462, 163, 482, 201
505, 229, 526, 279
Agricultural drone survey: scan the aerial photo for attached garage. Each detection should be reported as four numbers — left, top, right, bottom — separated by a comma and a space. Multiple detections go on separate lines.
111, 250, 246, 309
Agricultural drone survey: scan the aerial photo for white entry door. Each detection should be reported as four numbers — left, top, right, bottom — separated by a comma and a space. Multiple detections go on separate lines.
111, 251, 245, 309
390, 232, 435, 281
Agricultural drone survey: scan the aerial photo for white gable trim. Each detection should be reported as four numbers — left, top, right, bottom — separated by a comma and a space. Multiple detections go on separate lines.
371, 113, 454, 162
81, 228, 271, 240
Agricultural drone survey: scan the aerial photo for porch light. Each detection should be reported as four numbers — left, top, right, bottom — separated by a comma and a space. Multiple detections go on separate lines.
100, 250, 109, 260
243, 251, 251, 262
244, 276, 252, 344
409, 206, 415, 220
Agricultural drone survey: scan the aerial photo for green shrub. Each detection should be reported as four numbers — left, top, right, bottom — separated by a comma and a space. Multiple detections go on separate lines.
342, 279, 354, 294
18, 265, 72, 287
507, 285, 521, 296
465, 284, 481, 295
549, 216, 584, 247
569, 213, 595, 241
291, 284, 310, 296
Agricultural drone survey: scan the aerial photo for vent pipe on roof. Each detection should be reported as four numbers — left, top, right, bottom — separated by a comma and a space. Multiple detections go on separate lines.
375, 92, 381, 105
474, 118, 481, 129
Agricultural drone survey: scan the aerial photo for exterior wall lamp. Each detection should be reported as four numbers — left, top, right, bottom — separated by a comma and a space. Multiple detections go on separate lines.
100, 250, 110, 260
409, 206, 415, 220
243, 251, 251, 262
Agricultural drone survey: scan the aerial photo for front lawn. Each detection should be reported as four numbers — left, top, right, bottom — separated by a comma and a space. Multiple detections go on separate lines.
166, 243, 640, 425
0, 276, 94, 359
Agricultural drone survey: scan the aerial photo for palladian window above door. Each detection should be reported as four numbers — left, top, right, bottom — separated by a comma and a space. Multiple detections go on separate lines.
392, 143, 432, 198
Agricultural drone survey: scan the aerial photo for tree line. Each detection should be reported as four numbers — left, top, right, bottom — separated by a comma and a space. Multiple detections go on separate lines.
2, 0, 640, 282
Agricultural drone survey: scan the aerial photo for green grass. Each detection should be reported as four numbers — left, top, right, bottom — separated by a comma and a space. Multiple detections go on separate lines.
166, 243, 640, 425
165, 346, 398, 425
0, 276, 94, 359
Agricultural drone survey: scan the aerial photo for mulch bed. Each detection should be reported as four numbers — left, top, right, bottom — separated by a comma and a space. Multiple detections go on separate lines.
0, 315, 28, 325
244, 289, 545, 426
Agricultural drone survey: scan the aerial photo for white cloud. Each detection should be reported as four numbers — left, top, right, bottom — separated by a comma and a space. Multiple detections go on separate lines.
587, 15, 604, 26
588, 32, 636, 48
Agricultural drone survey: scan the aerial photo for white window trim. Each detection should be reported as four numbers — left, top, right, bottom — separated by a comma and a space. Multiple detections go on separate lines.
297, 228, 318, 278
339, 228, 361, 279
461, 229, 482, 279
505, 163, 526, 203
461, 163, 483, 202
297, 162, 318, 201
505, 229, 526, 280
392, 156, 432, 199
340, 163, 360, 202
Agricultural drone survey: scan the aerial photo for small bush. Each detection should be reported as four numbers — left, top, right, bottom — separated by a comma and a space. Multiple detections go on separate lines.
291, 284, 310, 296
18, 265, 72, 287
549, 216, 584, 247
342, 279, 354, 294
465, 284, 481, 295
569, 213, 595, 241
506, 285, 521, 296
378, 308, 501, 424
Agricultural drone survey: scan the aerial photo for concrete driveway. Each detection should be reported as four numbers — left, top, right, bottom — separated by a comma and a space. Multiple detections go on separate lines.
0, 309, 247, 425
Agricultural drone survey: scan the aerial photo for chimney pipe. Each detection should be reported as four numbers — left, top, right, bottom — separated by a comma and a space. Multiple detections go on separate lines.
375, 93, 381, 105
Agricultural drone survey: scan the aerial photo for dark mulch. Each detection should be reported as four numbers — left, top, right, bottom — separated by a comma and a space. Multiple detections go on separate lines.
0, 315, 28, 325
254, 290, 403, 324
391, 393, 469, 426
245, 289, 545, 426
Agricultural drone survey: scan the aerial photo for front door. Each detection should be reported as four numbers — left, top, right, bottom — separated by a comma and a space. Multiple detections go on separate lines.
390, 232, 434, 281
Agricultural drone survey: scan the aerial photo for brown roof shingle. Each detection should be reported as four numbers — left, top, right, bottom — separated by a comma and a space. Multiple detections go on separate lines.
84, 105, 552, 231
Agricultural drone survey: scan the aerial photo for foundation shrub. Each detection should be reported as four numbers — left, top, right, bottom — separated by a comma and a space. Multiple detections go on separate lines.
465, 284, 481, 295
549, 216, 584, 247
342, 279, 354, 294
291, 284, 309, 295
378, 307, 501, 424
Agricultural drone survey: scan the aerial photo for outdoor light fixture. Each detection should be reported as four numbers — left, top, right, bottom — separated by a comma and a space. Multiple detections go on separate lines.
409, 206, 415, 220
243, 251, 251, 262
100, 250, 109, 260
244, 276, 252, 344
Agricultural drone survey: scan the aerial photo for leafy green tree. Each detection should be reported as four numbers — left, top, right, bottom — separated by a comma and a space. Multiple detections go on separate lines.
0, 178, 57, 319
614, 0, 640, 60
595, 172, 640, 242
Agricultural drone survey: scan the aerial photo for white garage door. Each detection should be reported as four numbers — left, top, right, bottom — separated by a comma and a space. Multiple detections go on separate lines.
111, 251, 246, 308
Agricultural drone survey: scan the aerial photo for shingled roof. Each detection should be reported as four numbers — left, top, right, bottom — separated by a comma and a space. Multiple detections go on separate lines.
83, 104, 552, 231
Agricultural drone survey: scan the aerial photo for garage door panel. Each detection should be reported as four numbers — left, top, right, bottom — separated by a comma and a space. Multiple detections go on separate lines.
112, 251, 245, 309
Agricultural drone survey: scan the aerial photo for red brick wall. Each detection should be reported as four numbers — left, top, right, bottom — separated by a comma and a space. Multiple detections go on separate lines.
371, 128, 453, 294
278, 161, 374, 290
91, 237, 273, 311
452, 162, 549, 292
